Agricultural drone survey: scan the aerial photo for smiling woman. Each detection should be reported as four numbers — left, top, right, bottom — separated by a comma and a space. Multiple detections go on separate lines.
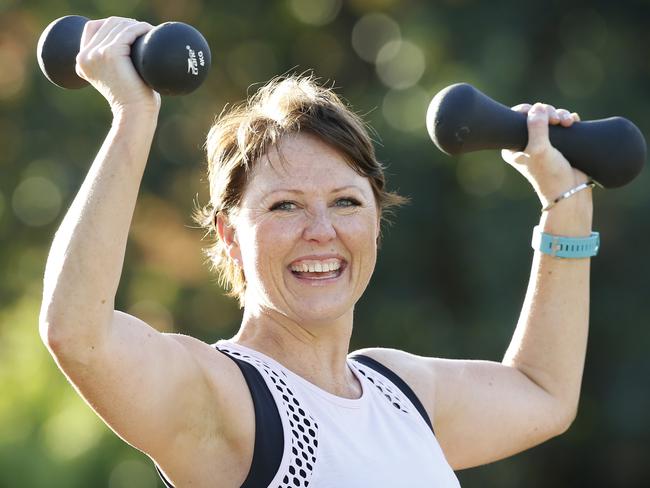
40, 16, 595, 488
194, 76, 407, 307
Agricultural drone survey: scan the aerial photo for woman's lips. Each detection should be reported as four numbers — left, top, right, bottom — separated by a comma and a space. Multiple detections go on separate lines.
288, 258, 347, 281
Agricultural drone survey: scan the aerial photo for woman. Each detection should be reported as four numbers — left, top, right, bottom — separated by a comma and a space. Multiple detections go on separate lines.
40, 18, 595, 487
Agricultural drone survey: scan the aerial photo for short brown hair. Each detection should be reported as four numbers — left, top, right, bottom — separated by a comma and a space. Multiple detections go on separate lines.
194, 74, 407, 305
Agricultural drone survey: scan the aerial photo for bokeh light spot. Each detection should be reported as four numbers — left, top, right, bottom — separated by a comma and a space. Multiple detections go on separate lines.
42, 398, 104, 461
555, 49, 604, 98
289, 0, 342, 26
351, 13, 401, 63
382, 85, 429, 133
12, 176, 62, 227
23, 159, 71, 194
376, 40, 426, 89
456, 153, 506, 196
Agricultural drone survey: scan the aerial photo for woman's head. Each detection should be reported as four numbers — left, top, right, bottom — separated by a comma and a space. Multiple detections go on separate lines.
195, 74, 406, 308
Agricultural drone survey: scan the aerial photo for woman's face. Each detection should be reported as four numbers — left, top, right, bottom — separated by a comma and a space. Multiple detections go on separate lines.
228, 132, 380, 324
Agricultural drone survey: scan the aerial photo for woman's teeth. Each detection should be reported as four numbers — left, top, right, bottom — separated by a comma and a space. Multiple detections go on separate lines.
290, 260, 342, 273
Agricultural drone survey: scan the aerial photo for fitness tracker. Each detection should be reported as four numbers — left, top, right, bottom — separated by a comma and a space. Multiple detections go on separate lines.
531, 225, 600, 258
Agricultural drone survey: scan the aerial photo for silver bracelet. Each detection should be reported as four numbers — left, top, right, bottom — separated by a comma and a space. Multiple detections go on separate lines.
542, 179, 597, 212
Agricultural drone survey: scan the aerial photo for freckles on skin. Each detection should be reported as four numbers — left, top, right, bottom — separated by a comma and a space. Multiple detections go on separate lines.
232, 133, 381, 320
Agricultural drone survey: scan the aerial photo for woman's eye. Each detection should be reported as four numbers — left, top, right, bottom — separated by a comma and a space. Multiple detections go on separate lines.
270, 201, 297, 211
335, 197, 361, 208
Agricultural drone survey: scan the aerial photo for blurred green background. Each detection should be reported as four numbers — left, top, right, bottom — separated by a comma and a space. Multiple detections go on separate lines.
1, 0, 649, 486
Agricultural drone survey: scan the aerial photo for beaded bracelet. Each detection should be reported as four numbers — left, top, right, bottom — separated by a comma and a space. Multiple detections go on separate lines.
542, 179, 598, 212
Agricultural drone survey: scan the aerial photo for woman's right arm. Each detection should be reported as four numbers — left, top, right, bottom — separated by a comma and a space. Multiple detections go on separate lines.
39, 18, 248, 471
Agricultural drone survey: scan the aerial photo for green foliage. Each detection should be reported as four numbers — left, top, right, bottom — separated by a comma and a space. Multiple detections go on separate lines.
1, 0, 649, 486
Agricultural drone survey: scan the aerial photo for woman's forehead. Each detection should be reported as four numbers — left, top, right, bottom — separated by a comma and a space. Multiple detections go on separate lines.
246, 133, 372, 194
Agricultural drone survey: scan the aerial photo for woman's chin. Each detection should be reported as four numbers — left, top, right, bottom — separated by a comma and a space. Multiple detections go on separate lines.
280, 294, 353, 324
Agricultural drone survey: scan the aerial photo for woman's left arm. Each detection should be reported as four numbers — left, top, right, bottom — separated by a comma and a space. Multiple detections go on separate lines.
501, 102, 592, 428
442, 102, 594, 468
358, 103, 594, 470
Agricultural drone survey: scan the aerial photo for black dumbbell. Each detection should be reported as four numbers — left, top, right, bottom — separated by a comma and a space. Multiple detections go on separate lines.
37, 15, 211, 96
426, 83, 646, 188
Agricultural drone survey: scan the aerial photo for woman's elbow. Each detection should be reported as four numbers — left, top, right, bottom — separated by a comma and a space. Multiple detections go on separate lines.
548, 400, 579, 438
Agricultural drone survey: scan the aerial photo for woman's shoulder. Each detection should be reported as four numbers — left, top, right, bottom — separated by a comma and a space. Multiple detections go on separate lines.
349, 347, 436, 388
350, 346, 437, 416
349, 346, 429, 370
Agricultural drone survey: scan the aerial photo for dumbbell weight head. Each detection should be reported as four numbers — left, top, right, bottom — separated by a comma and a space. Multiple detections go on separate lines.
36, 15, 211, 96
37, 15, 90, 89
130, 22, 211, 96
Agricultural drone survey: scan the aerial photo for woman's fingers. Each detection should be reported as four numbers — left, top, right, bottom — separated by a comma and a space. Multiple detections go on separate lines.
542, 103, 560, 125
525, 103, 552, 157
76, 17, 134, 79
80, 19, 104, 50
94, 21, 153, 53
512, 102, 581, 127
81, 17, 131, 50
74, 16, 159, 110
511, 103, 532, 114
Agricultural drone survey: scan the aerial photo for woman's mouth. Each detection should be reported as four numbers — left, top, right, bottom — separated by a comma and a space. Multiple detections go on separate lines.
288, 258, 346, 280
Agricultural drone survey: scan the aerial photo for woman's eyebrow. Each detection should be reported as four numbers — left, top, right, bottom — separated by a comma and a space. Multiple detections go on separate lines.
264, 185, 364, 197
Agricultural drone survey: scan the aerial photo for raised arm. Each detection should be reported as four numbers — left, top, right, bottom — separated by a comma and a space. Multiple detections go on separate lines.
38, 18, 242, 470
355, 102, 594, 470
436, 103, 593, 467
40, 17, 160, 350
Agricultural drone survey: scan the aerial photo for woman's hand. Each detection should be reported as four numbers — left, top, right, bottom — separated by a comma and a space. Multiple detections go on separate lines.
75, 17, 161, 116
501, 103, 590, 209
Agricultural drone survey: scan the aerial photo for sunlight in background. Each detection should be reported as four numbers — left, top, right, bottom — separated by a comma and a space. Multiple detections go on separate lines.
289, 0, 342, 26
12, 176, 62, 227
554, 49, 604, 98
381, 85, 429, 133
456, 152, 506, 197
351, 13, 401, 63
42, 396, 105, 461
376, 40, 426, 89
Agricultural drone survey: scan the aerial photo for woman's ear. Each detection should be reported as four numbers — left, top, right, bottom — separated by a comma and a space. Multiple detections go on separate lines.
216, 212, 242, 264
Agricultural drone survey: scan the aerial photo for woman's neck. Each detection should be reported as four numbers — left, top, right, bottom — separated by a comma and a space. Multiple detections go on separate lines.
230, 306, 361, 399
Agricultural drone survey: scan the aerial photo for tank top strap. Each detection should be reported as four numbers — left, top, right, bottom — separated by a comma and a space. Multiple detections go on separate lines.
348, 354, 434, 435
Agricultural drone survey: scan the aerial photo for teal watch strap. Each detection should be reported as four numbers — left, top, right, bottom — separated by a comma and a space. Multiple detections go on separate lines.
531, 225, 600, 258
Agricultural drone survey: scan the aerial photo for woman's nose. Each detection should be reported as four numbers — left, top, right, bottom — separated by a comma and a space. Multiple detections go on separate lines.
302, 208, 336, 243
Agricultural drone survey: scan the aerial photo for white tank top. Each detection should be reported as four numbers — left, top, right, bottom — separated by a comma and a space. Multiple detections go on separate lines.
216, 340, 460, 488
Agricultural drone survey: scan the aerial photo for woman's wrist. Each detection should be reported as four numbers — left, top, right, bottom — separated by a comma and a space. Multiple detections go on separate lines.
538, 190, 593, 237
112, 104, 160, 134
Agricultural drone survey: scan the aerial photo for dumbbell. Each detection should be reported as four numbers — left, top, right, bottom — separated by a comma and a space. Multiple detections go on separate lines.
426, 83, 646, 188
37, 15, 211, 96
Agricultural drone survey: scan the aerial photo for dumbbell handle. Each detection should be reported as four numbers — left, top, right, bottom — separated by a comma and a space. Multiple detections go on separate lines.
427, 83, 647, 188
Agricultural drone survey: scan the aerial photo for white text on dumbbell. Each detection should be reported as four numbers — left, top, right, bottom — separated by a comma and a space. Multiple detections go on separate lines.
186, 45, 205, 76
